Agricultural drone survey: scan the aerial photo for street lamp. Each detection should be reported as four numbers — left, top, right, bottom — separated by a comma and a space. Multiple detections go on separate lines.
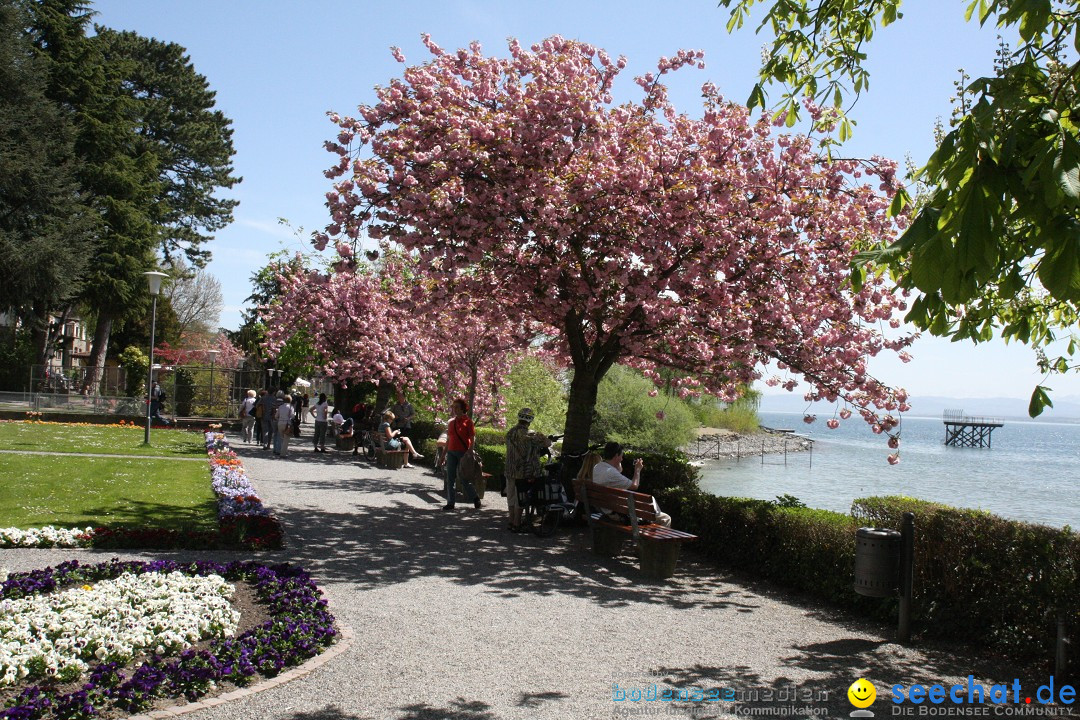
143, 271, 169, 444
207, 349, 219, 417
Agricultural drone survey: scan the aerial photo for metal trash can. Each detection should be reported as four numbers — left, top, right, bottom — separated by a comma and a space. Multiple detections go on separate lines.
854, 527, 901, 597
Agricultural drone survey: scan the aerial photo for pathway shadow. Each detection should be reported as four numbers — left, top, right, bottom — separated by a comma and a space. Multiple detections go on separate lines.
398, 698, 496, 719
283, 707, 374, 720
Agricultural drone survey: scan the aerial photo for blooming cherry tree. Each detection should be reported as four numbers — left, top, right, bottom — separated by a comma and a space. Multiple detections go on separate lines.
320, 35, 914, 454
263, 256, 525, 422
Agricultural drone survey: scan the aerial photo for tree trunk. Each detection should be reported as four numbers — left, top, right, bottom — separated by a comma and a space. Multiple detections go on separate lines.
30, 300, 51, 368
85, 313, 114, 396
466, 360, 478, 420
375, 382, 394, 414
562, 362, 601, 457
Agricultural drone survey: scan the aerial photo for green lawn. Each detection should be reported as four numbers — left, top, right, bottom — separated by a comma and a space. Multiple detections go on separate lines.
0, 454, 217, 531
0, 422, 205, 457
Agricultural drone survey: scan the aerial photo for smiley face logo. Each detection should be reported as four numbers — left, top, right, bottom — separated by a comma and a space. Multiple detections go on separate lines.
848, 678, 876, 708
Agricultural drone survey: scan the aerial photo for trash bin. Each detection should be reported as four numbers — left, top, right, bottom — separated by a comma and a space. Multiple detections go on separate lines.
854, 527, 901, 597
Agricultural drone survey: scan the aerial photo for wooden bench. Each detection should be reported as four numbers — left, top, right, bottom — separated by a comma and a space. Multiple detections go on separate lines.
579, 482, 696, 579
374, 433, 410, 470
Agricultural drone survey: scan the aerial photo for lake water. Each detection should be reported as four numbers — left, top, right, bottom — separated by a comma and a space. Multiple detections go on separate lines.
697, 412, 1080, 529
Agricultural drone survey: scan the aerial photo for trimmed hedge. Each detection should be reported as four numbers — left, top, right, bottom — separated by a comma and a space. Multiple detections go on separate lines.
653, 478, 1080, 662
655, 486, 872, 611
852, 496, 1080, 657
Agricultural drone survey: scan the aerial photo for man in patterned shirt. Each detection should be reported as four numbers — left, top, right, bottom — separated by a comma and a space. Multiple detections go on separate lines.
504, 407, 552, 532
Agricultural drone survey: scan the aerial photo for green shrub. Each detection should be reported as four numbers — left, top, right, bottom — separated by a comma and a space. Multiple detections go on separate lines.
852, 496, 1080, 658
625, 449, 701, 493
475, 443, 506, 479
591, 365, 696, 452
500, 355, 567, 435
656, 487, 867, 609
648, 480, 1080, 662
475, 427, 509, 447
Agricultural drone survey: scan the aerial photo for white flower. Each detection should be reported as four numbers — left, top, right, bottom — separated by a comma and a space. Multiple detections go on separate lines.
0, 571, 239, 685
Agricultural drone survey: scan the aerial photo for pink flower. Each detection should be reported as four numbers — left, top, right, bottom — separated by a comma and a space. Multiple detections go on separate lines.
655, 411, 665, 420
826, 419, 839, 429
888, 436, 899, 449
839, 408, 852, 420
871, 424, 883, 434
803, 415, 816, 424
648, 389, 658, 397
887, 453, 900, 465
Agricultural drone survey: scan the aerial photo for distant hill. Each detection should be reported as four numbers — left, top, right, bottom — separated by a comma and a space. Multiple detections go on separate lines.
758, 393, 1080, 421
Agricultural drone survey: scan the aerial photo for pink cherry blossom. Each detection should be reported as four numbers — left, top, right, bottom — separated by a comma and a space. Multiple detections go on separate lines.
826, 418, 839, 429
317, 35, 914, 454
887, 453, 900, 465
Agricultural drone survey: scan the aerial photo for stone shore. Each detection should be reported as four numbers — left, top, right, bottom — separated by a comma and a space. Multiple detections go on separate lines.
684, 426, 813, 461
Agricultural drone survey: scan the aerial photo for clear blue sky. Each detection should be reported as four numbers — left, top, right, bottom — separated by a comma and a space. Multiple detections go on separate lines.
88, 0, 1080, 402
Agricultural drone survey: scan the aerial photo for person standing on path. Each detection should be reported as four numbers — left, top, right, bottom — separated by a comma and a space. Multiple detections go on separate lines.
253, 390, 267, 445
310, 393, 330, 453
274, 394, 295, 457
239, 390, 257, 444
443, 397, 479, 511
259, 390, 276, 450
268, 390, 286, 452
504, 407, 552, 532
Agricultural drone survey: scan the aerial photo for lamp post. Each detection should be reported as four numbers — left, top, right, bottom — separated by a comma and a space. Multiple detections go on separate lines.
207, 349, 219, 417
143, 271, 169, 444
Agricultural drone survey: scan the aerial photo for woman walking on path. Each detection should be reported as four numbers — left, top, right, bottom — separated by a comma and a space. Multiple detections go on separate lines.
443, 397, 479, 511
310, 393, 330, 452
239, 390, 258, 444
274, 395, 295, 457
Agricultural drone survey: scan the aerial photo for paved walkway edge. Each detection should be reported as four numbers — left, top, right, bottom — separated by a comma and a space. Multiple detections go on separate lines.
127, 623, 355, 720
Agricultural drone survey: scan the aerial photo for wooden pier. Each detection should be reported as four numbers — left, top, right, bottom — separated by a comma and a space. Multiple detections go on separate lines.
943, 409, 1003, 448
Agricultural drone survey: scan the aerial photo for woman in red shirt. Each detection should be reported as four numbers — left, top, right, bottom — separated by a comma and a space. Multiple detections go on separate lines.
444, 397, 479, 511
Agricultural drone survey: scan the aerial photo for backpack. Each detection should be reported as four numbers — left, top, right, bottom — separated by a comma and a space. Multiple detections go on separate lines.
255, 402, 264, 419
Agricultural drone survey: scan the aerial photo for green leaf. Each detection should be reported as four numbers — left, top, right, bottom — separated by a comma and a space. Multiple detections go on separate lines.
1028, 385, 1053, 418
1037, 226, 1080, 301
746, 83, 767, 111
888, 186, 910, 217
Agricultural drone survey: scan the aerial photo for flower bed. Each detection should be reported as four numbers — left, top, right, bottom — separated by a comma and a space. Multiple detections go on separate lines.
0, 433, 283, 551
0, 559, 337, 719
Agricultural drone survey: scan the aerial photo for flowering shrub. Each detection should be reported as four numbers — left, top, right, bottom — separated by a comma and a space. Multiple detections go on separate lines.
204, 433, 283, 549
0, 572, 238, 686
0, 559, 337, 719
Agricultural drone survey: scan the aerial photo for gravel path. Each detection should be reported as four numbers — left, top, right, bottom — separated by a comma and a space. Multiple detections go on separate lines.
1, 435, 1023, 720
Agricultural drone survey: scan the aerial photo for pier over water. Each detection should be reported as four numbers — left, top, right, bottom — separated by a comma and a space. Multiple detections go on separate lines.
943, 409, 1004, 448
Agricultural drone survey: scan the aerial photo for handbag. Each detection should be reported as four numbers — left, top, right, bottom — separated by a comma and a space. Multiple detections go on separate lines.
459, 446, 483, 484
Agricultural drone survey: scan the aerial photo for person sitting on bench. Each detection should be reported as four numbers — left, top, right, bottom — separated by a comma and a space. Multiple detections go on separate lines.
590, 441, 671, 527
379, 410, 423, 467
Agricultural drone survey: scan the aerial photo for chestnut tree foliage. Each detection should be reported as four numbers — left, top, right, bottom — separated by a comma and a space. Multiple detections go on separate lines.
317, 35, 914, 454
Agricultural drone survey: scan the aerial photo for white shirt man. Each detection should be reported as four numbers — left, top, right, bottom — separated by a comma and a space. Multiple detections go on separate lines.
591, 441, 671, 527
